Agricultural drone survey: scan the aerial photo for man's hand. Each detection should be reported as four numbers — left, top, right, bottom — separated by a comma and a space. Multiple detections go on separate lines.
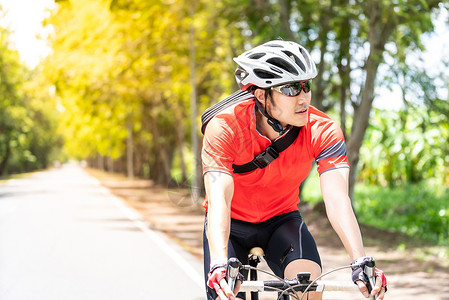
207, 265, 236, 300
351, 257, 387, 299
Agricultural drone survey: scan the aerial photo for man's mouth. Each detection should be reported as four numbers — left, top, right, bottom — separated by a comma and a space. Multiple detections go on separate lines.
296, 108, 308, 114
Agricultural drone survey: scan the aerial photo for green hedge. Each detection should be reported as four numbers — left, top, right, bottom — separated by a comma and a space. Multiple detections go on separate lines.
302, 173, 449, 246
354, 182, 449, 246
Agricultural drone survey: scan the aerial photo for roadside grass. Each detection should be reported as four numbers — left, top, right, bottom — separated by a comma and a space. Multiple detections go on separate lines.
301, 171, 449, 260
0, 172, 36, 184
353, 181, 449, 247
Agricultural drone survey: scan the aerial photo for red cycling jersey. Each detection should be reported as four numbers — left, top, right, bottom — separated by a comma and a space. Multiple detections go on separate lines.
202, 99, 349, 223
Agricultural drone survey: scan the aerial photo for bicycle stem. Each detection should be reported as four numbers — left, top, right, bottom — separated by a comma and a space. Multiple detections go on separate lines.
364, 259, 378, 300
226, 258, 241, 295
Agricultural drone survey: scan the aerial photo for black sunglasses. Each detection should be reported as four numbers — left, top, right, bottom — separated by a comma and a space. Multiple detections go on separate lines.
271, 80, 312, 97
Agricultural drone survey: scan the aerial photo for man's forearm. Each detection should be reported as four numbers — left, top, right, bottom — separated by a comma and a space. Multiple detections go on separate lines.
207, 200, 231, 266
204, 172, 234, 267
320, 168, 365, 260
325, 197, 365, 260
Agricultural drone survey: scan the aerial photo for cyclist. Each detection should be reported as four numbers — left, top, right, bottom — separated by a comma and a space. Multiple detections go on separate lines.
202, 40, 387, 300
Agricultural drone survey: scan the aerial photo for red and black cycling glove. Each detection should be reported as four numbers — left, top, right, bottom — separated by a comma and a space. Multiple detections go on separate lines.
351, 256, 387, 293
207, 264, 227, 294
207, 263, 244, 297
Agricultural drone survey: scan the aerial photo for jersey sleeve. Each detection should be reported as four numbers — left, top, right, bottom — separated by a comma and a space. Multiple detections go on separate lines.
311, 119, 350, 174
201, 116, 237, 175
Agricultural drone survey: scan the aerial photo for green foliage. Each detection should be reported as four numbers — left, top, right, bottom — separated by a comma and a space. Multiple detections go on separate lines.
42, 0, 128, 160
40, 0, 242, 182
1, 0, 447, 245
300, 168, 322, 204
302, 105, 449, 246
360, 107, 449, 186
0, 22, 61, 175
301, 172, 449, 247
31, 0, 449, 190
354, 106, 448, 245
354, 182, 449, 246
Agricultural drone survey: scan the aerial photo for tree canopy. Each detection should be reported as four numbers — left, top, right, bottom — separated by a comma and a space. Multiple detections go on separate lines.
0, 17, 60, 175
1, 0, 448, 195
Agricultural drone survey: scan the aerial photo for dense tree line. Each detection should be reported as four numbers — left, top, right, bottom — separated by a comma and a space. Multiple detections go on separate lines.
0, 23, 61, 176
1, 1, 448, 199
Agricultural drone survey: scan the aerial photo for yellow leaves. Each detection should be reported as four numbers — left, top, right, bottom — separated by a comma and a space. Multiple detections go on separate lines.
41, 0, 131, 158
46, 0, 123, 82
37, 0, 242, 163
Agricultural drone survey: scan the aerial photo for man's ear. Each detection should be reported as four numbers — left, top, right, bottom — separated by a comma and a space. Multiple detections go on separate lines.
254, 88, 265, 102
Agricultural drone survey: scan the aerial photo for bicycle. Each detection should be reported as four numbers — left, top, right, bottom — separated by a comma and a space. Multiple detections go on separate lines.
226, 247, 378, 300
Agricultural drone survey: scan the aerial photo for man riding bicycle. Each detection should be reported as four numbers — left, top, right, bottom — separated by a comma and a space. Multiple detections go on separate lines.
202, 40, 387, 300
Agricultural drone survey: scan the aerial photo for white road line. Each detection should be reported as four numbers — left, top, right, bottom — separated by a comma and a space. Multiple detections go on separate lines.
98, 186, 205, 289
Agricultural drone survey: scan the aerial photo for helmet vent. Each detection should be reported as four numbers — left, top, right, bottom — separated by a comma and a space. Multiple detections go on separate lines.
254, 69, 282, 79
282, 50, 305, 72
233, 40, 317, 90
266, 57, 298, 75
299, 47, 311, 68
235, 67, 249, 81
270, 66, 283, 73
265, 43, 283, 48
249, 53, 266, 59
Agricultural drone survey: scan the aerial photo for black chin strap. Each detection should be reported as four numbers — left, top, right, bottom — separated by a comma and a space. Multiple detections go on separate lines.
255, 90, 287, 135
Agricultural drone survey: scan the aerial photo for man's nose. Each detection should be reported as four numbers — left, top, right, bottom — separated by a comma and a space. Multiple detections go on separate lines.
295, 92, 309, 105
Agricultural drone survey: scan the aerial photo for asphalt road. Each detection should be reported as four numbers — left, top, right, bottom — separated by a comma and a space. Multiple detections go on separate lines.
0, 165, 205, 300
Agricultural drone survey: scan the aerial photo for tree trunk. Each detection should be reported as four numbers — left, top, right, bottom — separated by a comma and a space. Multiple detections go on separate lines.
311, 6, 332, 112
167, 96, 188, 186
149, 113, 173, 186
0, 142, 11, 175
98, 155, 104, 171
278, 0, 294, 40
126, 121, 134, 180
347, 0, 394, 200
134, 150, 142, 177
336, 0, 351, 138
347, 55, 380, 200
189, 7, 202, 202
107, 155, 114, 173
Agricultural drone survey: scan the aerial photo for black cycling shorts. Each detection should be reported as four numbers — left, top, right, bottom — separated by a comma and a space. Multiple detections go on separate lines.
203, 210, 321, 300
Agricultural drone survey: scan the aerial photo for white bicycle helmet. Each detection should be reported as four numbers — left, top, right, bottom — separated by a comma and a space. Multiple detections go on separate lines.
234, 40, 317, 91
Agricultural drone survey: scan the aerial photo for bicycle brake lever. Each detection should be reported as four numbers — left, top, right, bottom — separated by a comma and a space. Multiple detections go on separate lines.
226, 258, 242, 295
363, 258, 378, 299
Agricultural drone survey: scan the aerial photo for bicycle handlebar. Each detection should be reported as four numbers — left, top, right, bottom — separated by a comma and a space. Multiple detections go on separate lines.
239, 279, 359, 293
226, 257, 379, 298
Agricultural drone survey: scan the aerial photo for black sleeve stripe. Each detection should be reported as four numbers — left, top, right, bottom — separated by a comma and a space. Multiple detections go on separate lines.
315, 141, 347, 162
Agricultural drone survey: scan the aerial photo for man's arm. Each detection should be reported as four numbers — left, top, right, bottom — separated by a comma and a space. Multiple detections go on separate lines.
319, 168, 365, 260
320, 168, 387, 299
204, 171, 238, 300
204, 171, 234, 266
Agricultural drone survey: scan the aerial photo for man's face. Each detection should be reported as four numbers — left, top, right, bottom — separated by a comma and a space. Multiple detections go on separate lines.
265, 87, 312, 128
